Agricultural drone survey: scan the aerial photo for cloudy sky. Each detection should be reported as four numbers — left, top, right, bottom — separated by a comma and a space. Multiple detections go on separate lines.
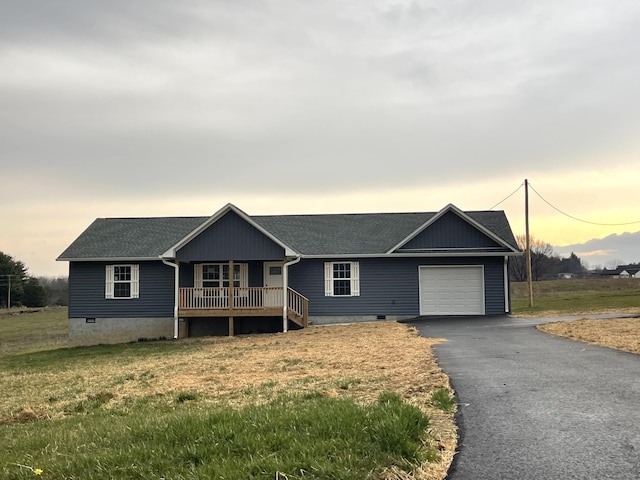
2, 0, 640, 277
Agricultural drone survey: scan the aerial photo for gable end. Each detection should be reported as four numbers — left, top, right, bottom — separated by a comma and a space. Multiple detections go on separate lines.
175, 210, 286, 261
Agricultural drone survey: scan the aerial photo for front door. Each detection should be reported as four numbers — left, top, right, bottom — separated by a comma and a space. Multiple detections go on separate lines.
263, 262, 284, 306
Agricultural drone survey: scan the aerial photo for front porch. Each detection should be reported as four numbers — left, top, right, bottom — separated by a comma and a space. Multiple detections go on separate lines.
178, 286, 308, 334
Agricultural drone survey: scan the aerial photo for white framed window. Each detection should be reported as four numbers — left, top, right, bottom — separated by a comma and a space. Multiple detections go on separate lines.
324, 261, 360, 297
194, 263, 248, 289
105, 264, 139, 299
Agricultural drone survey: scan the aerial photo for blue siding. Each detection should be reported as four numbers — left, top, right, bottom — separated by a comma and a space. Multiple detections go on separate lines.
401, 211, 502, 250
69, 261, 175, 318
176, 211, 285, 262
289, 256, 507, 317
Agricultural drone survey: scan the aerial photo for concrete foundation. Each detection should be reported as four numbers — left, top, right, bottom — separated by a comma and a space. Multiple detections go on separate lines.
69, 317, 179, 346
308, 315, 415, 326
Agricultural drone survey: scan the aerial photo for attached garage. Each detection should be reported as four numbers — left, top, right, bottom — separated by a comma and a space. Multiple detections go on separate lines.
419, 265, 485, 315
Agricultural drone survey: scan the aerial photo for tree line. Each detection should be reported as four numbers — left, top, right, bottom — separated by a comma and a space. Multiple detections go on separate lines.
0, 252, 68, 308
509, 235, 588, 281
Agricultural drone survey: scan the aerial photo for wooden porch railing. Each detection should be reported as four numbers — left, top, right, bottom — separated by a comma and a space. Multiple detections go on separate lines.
178, 287, 308, 327
287, 287, 309, 327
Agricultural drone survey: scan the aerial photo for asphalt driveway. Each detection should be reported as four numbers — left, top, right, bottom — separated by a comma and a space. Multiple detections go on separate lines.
410, 315, 640, 480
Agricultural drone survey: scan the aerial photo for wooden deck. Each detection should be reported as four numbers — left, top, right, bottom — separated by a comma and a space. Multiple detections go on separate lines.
178, 287, 308, 330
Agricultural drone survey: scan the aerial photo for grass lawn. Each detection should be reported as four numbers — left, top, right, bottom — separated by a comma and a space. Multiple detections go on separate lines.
0, 308, 457, 480
511, 279, 640, 354
511, 278, 640, 316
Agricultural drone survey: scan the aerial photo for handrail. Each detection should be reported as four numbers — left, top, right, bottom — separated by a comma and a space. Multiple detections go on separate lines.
179, 287, 284, 310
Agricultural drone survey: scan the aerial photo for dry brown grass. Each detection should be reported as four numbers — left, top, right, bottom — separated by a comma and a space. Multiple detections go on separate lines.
538, 317, 640, 354
1, 321, 457, 480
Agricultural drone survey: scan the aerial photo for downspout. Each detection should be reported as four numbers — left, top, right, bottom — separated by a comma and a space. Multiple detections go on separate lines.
504, 256, 510, 314
282, 255, 301, 333
161, 258, 180, 339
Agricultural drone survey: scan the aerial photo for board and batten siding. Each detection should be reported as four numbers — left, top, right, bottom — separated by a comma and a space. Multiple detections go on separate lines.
289, 256, 507, 317
176, 210, 285, 262
401, 211, 502, 250
68, 261, 175, 318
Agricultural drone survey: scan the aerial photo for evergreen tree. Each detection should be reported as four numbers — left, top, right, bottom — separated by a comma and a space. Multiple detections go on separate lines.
0, 251, 49, 308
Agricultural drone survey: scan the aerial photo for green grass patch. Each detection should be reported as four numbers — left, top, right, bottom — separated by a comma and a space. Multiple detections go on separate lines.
0, 307, 68, 355
511, 279, 640, 315
430, 388, 456, 413
0, 392, 435, 480
0, 338, 200, 373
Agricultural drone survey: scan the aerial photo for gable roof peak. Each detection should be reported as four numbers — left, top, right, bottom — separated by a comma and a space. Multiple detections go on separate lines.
161, 202, 297, 259
386, 203, 519, 254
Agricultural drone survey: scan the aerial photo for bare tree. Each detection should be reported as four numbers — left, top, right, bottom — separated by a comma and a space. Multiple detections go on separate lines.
605, 259, 624, 270
509, 234, 556, 281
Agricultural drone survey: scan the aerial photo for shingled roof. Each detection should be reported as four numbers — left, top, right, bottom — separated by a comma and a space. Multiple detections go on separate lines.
57, 205, 518, 260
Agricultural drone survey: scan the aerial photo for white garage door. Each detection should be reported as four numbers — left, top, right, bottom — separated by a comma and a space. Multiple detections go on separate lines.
419, 266, 485, 315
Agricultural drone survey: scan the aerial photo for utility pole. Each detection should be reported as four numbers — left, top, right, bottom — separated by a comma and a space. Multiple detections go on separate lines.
525, 179, 533, 307
1, 274, 20, 310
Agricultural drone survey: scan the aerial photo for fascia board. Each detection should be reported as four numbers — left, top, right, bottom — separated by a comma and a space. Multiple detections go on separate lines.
161, 203, 298, 258
301, 251, 523, 259
55, 256, 160, 262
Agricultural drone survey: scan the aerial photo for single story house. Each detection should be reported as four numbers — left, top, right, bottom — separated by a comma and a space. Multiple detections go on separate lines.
57, 203, 521, 345
599, 265, 640, 279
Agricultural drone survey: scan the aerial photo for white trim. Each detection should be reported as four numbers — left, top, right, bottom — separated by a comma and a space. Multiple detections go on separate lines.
58, 251, 522, 264
324, 261, 360, 297
418, 265, 485, 316
105, 265, 114, 299
105, 264, 139, 299
303, 251, 522, 259
504, 256, 510, 313
58, 256, 160, 262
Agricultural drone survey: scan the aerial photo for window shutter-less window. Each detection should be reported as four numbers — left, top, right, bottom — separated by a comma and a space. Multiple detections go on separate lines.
105, 265, 114, 299
351, 262, 360, 296
324, 262, 333, 296
131, 264, 140, 298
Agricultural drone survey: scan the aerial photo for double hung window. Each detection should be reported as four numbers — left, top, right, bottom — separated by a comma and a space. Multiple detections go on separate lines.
324, 261, 360, 296
105, 264, 139, 299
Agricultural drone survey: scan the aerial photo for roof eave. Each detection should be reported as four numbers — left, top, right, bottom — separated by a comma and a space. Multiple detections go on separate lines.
56, 256, 161, 262
301, 251, 523, 259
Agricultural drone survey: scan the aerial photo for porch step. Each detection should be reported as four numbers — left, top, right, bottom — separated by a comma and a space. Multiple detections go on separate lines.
287, 309, 307, 328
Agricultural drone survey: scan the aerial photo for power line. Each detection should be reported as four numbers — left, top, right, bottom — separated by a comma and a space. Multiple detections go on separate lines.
488, 182, 524, 210
528, 182, 640, 226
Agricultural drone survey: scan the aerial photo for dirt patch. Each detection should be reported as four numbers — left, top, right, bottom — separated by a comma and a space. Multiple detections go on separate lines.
537, 317, 640, 354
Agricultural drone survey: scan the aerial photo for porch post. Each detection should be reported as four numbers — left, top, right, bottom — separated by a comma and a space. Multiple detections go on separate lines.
282, 262, 288, 333
228, 260, 234, 311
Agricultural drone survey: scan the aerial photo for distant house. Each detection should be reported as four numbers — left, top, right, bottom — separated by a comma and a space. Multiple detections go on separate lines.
556, 273, 576, 280
600, 265, 640, 279
57, 203, 521, 346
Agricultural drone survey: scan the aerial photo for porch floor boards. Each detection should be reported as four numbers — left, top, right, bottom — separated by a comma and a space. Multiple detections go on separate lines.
179, 307, 283, 318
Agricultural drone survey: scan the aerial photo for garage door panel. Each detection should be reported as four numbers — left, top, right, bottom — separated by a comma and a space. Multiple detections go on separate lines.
419, 266, 484, 315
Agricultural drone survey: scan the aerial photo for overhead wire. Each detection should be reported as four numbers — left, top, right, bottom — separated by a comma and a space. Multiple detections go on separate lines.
511, 181, 640, 226
488, 182, 524, 210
